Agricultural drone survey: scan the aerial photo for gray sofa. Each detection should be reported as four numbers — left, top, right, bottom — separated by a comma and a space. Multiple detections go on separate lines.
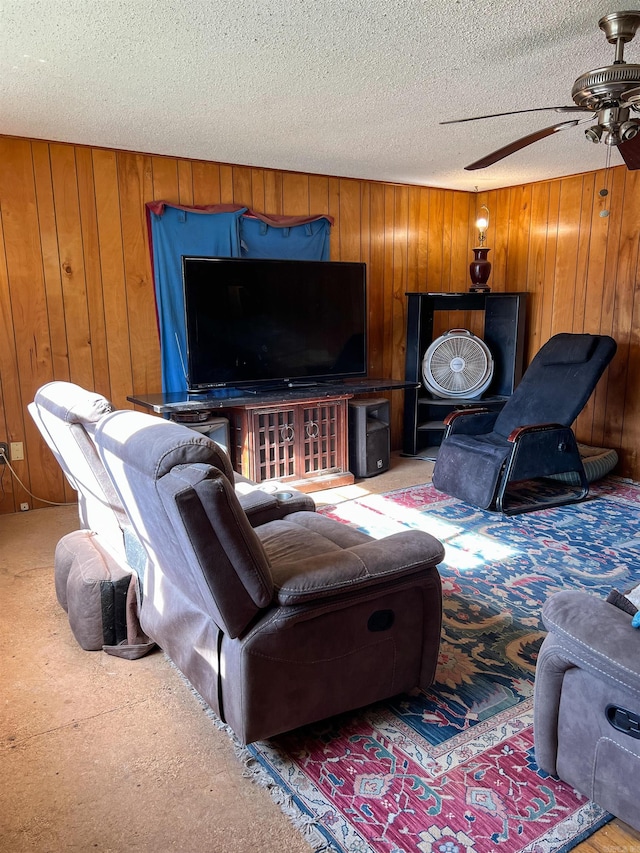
534, 590, 640, 831
93, 409, 445, 744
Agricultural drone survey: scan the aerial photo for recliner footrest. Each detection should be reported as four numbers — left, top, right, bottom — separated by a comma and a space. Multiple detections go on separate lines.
55, 530, 155, 659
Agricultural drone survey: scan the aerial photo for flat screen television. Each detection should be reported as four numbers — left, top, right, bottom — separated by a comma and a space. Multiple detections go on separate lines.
182, 257, 367, 391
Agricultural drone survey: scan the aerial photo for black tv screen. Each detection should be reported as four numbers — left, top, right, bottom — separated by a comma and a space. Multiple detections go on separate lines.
182, 257, 367, 391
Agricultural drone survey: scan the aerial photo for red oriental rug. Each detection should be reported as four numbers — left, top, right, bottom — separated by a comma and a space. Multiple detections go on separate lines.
228, 478, 640, 852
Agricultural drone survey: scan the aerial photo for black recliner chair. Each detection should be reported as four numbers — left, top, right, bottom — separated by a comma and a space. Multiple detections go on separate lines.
432, 333, 617, 514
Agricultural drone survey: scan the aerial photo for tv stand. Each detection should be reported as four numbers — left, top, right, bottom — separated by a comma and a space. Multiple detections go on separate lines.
226, 393, 353, 491
128, 378, 416, 492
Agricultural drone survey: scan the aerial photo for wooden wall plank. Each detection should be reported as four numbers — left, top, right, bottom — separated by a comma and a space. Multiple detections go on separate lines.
177, 160, 194, 206
328, 178, 340, 261
49, 144, 94, 392
381, 184, 395, 377
250, 168, 266, 212
192, 161, 221, 205
92, 149, 133, 411
391, 186, 409, 436
619, 207, 640, 476
426, 189, 444, 295
219, 164, 234, 203
0, 138, 53, 509
538, 179, 561, 353
550, 175, 583, 335
76, 147, 110, 398
263, 171, 282, 214
406, 186, 421, 294
524, 181, 550, 354
282, 173, 310, 216
491, 187, 510, 292
232, 165, 253, 208
118, 152, 159, 398
0, 155, 24, 512
309, 175, 329, 218
505, 184, 532, 292
32, 142, 69, 384
599, 168, 637, 451
590, 167, 625, 446
338, 179, 360, 262
368, 183, 385, 378
151, 157, 179, 202
572, 173, 596, 333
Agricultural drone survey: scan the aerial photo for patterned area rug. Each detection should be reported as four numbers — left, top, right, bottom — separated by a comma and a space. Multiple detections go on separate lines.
240, 477, 640, 853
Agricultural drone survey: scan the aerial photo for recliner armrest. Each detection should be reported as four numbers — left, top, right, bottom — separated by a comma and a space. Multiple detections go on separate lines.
274, 530, 444, 606
507, 422, 567, 442
236, 483, 315, 526
237, 490, 282, 526
541, 590, 640, 692
443, 408, 499, 437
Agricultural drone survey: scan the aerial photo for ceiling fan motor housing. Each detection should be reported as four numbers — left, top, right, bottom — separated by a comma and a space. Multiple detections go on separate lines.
571, 11, 640, 144
422, 329, 494, 399
571, 64, 640, 110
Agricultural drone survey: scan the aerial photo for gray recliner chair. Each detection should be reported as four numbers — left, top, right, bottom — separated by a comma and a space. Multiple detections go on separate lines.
534, 590, 640, 831
28, 381, 153, 656
28, 381, 129, 557
29, 381, 316, 657
29, 381, 316, 537
94, 409, 445, 744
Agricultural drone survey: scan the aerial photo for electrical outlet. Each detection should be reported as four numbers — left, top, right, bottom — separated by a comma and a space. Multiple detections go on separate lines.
10, 441, 24, 461
20, 502, 29, 511
0, 442, 8, 464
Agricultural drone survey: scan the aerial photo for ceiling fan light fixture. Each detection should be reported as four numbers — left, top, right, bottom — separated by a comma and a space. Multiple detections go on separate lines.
585, 124, 604, 143
620, 119, 640, 141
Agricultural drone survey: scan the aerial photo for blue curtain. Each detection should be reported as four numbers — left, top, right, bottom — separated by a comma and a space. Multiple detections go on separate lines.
239, 216, 331, 260
148, 205, 245, 395
147, 203, 332, 394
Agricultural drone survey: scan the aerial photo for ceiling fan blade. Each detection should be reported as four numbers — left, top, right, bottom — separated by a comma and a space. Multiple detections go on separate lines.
464, 120, 580, 171
618, 133, 640, 169
441, 106, 591, 125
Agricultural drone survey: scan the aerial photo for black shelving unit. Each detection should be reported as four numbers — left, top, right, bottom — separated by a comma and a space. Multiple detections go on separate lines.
403, 292, 527, 458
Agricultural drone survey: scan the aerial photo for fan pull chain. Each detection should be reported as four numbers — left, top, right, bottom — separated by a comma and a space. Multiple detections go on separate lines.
599, 145, 613, 217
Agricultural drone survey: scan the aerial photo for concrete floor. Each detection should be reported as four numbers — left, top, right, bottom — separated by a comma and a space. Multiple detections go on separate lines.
0, 453, 433, 853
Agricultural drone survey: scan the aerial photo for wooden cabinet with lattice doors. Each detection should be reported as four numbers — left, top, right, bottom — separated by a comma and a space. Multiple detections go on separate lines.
226, 394, 354, 492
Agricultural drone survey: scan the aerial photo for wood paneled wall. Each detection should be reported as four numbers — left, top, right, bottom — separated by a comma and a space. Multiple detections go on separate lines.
0, 134, 638, 513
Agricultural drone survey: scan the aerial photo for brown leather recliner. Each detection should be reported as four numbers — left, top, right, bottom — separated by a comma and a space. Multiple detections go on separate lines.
95, 409, 445, 744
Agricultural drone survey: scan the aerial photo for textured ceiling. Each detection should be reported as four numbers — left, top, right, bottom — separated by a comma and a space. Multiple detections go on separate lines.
0, 1, 638, 191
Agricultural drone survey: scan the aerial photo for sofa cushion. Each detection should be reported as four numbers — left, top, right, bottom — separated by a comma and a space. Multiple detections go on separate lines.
257, 513, 445, 606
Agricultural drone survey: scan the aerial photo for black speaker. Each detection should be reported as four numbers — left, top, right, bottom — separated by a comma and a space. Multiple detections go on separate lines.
348, 398, 390, 478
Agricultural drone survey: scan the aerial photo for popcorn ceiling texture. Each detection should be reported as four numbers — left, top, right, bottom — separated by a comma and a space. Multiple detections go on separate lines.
0, 0, 632, 190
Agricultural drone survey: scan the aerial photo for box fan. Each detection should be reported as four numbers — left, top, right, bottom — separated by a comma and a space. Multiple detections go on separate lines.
422, 329, 494, 399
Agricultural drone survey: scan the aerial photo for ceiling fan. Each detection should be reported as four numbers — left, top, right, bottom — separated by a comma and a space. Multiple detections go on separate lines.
443, 10, 640, 171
